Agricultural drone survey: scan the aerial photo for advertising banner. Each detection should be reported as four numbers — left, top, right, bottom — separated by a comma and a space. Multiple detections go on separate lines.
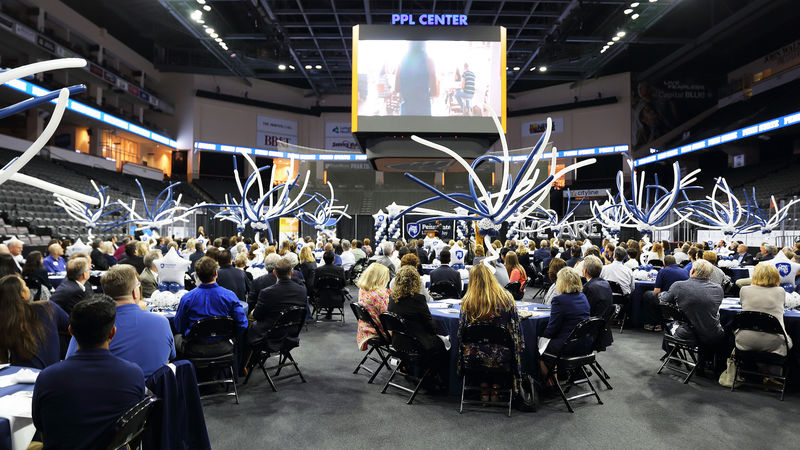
522, 117, 564, 137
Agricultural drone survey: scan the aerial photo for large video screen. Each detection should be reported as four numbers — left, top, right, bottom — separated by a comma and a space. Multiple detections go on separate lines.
352, 25, 506, 135
356, 40, 503, 117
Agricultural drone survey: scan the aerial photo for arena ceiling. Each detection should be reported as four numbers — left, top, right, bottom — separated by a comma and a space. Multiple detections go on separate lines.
62, 0, 798, 98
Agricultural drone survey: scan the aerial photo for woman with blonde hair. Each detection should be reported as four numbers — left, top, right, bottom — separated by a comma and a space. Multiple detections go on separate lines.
298, 246, 317, 294
355, 263, 391, 351
472, 245, 486, 266
458, 264, 524, 400
736, 264, 793, 355
643, 242, 664, 265
542, 267, 591, 356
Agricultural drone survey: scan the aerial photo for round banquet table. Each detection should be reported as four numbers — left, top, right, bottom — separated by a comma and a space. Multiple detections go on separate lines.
729, 267, 751, 283
430, 301, 551, 396
718, 299, 800, 384
0, 366, 39, 450
629, 280, 655, 329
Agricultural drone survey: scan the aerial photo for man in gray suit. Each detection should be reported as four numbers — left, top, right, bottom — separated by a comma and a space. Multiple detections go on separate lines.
660, 259, 724, 346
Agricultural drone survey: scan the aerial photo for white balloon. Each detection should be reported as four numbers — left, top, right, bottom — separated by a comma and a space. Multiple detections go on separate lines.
154, 248, 191, 285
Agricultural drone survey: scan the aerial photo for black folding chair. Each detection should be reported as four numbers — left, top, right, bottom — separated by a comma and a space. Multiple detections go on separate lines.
607, 280, 629, 333
731, 311, 791, 400
656, 303, 700, 384
429, 280, 461, 300
350, 303, 391, 383
589, 303, 619, 390
313, 275, 348, 322
648, 259, 665, 270
183, 316, 240, 403
458, 323, 517, 417
504, 281, 525, 301
379, 312, 435, 404
524, 263, 538, 287
540, 318, 607, 413
244, 306, 307, 391
103, 396, 159, 450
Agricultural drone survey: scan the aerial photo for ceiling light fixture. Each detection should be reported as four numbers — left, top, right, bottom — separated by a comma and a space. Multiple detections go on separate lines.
289, 65, 295, 70
315, 65, 322, 69
530, 66, 536, 71
210, 32, 218, 38
617, 31, 626, 37
600, 48, 607, 54
196, 0, 206, 4
631, 13, 640, 19
203, 5, 210, 11
205, 28, 214, 34
650, 0, 658, 2
190, 10, 202, 21
197, 19, 204, 24
278, 64, 286, 70
631, 2, 640, 7
539, 66, 547, 72
215, 37, 222, 42
612, 36, 620, 41
304, 65, 312, 70
624, 8, 633, 14
513, 66, 520, 71
607, 41, 614, 45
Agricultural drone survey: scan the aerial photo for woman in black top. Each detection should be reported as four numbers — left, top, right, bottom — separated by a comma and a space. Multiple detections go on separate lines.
387, 265, 445, 355
22, 251, 52, 301
0, 274, 69, 369
298, 246, 318, 296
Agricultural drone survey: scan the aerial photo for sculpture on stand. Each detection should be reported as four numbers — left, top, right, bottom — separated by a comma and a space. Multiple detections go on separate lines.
116, 180, 198, 235
54, 181, 130, 240
295, 182, 350, 241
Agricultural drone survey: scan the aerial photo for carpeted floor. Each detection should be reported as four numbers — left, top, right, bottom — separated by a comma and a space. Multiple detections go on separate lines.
203, 287, 800, 449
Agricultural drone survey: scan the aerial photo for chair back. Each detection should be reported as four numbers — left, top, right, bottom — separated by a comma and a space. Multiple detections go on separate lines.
104, 396, 158, 450
732, 311, 789, 350
607, 279, 624, 296
658, 303, 688, 325
351, 303, 389, 342
459, 323, 515, 372
649, 259, 665, 269
379, 312, 425, 359
504, 281, 524, 301
430, 280, 460, 300
266, 306, 306, 348
553, 318, 605, 359
315, 275, 346, 308
185, 316, 236, 343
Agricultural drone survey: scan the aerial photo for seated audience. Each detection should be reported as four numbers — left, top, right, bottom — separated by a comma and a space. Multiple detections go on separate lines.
118, 242, 145, 273
315, 250, 347, 319
351, 240, 367, 267
32, 295, 145, 450
702, 251, 731, 289
643, 242, 665, 265
299, 246, 317, 294
533, 240, 550, 265
174, 257, 248, 357
140, 249, 161, 299
540, 267, 592, 379
0, 275, 68, 369
624, 247, 640, 269
50, 257, 92, 314
472, 245, 486, 267
505, 251, 527, 292
641, 255, 688, 331
457, 264, 524, 400
734, 244, 754, 266
0, 253, 18, 278
673, 243, 690, 264
430, 249, 461, 290
7, 238, 24, 272
565, 244, 582, 268
390, 253, 433, 301
189, 242, 205, 272
355, 263, 392, 351
65, 265, 176, 378
340, 240, 356, 271
90, 239, 109, 271
660, 259, 724, 346
22, 251, 52, 300
581, 255, 614, 349
42, 243, 67, 273
600, 247, 635, 295
216, 249, 251, 302
735, 264, 793, 356
101, 242, 117, 268
252, 258, 308, 332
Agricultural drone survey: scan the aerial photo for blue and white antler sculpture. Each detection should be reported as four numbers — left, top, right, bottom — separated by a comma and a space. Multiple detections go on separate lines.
117, 180, 197, 233
399, 109, 596, 270
54, 181, 130, 240
0, 58, 99, 204
738, 188, 800, 236
296, 182, 351, 238
211, 193, 249, 234
675, 177, 746, 236
590, 193, 629, 241
613, 159, 700, 236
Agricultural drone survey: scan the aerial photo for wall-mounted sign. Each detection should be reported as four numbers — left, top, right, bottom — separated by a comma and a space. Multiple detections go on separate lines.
325, 122, 352, 137
522, 117, 564, 137
324, 137, 359, 151
258, 132, 298, 148
391, 13, 468, 26
257, 116, 298, 136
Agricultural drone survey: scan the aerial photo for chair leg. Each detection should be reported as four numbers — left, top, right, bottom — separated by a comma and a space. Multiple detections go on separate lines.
618, 312, 627, 333
230, 365, 240, 404
731, 357, 739, 392
259, 357, 278, 392
581, 366, 603, 405
285, 351, 306, 383
591, 362, 613, 390
682, 350, 698, 384
657, 345, 677, 374
367, 349, 389, 384
407, 368, 431, 405
354, 346, 377, 375
381, 364, 400, 394
552, 370, 574, 413
459, 375, 466, 414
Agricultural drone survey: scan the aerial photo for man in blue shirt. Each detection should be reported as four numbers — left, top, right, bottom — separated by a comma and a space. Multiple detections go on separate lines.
33, 295, 145, 449
42, 242, 67, 273
642, 255, 689, 331
65, 265, 175, 378
174, 256, 248, 357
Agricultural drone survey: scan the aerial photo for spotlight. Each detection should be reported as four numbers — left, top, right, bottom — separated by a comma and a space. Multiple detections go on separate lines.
600, 47, 607, 54
305, 65, 312, 69
612, 36, 620, 41
196, 0, 206, 4
278, 64, 286, 70
624, 8, 633, 14
289, 65, 295, 70
631, 2, 639, 6
608, 41, 614, 45
529, 67, 536, 71
190, 10, 202, 21
197, 19, 204, 24
203, 5, 210, 11
215, 37, 222, 42
632, 13, 639, 19
210, 32, 218, 38
513, 66, 520, 71
539, 66, 547, 72
315, 64, 322, 69
617, 31, 626, 37
205, 28, 214, 34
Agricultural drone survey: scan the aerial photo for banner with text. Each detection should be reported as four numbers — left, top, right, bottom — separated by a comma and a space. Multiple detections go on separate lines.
325, 122, 352, 137
522, 117, 564, 137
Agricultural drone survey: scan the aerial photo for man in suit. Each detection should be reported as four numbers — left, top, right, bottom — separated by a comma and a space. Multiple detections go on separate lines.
248, 253, 305, 310
371, 241, 397, 278
118, 242, 145, 273
565, 244, 582, 268
51, 257, 92, 314
32, 296, 146, 449
314, 250, 347, 319
189, 242, 205, 273
660, 259, 724, 346
215, 249, 251, 302
533, 240, 551, 264
582, 255, 614, 350
735, 244, 755, 266
416, 240, 430, 264
7, 238, 24, 272
139, 250, 161, 298
90, 239, 109, 271
65, 266, 175, 378
252, 257, 308, 332
429, 249, 461, 295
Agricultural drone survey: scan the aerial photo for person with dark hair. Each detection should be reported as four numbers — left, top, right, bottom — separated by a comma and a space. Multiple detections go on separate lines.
90, 239, 109, 271
252, 258, 308, 332
189, 242, 205, 273
581, 256, 614, 349
174, 256, 248, 357
600, 247, 635, 295
216, 249, 251, 302
50, 257, 92, 314
314, 250, 347, 319
429, 248, 461, 293
0, 274, 68, 369
0, 253, 18, 278
32, 295, 145, 450
118, 242, 145, 273
565, 244, 582, 268
22, 250, 52, 300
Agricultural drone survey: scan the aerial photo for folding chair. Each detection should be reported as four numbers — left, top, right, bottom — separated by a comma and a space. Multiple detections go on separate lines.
183, 316, 240, 403
350, 303, 391, 383
656, 303, 700, 384
458, 323, 517, 417
379, 312, 436, 404
103, 396, 158, 450
429, 280, 460, 300
244, 306, 307, 391
607, 280, 629, 333
590, 304, 620, 390
313, 275, 348, 322
504, 281, 524, 301
731, 311, 791, 400
540, 318, 607, 413
532, 280, 552, 301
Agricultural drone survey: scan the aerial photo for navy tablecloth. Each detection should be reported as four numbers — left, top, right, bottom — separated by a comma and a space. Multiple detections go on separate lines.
431, 301, 550, 395
0, 366, 38, 450
630, 280, 655, 328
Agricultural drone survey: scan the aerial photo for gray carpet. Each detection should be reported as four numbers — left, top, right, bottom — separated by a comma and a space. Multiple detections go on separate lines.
203, 287, 800, 449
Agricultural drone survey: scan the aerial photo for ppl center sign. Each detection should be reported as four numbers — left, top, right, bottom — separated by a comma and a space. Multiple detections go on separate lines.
391, 13, 469, 26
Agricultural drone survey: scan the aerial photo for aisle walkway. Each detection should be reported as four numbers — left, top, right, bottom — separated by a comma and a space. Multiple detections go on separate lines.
203, 288, 800, 449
